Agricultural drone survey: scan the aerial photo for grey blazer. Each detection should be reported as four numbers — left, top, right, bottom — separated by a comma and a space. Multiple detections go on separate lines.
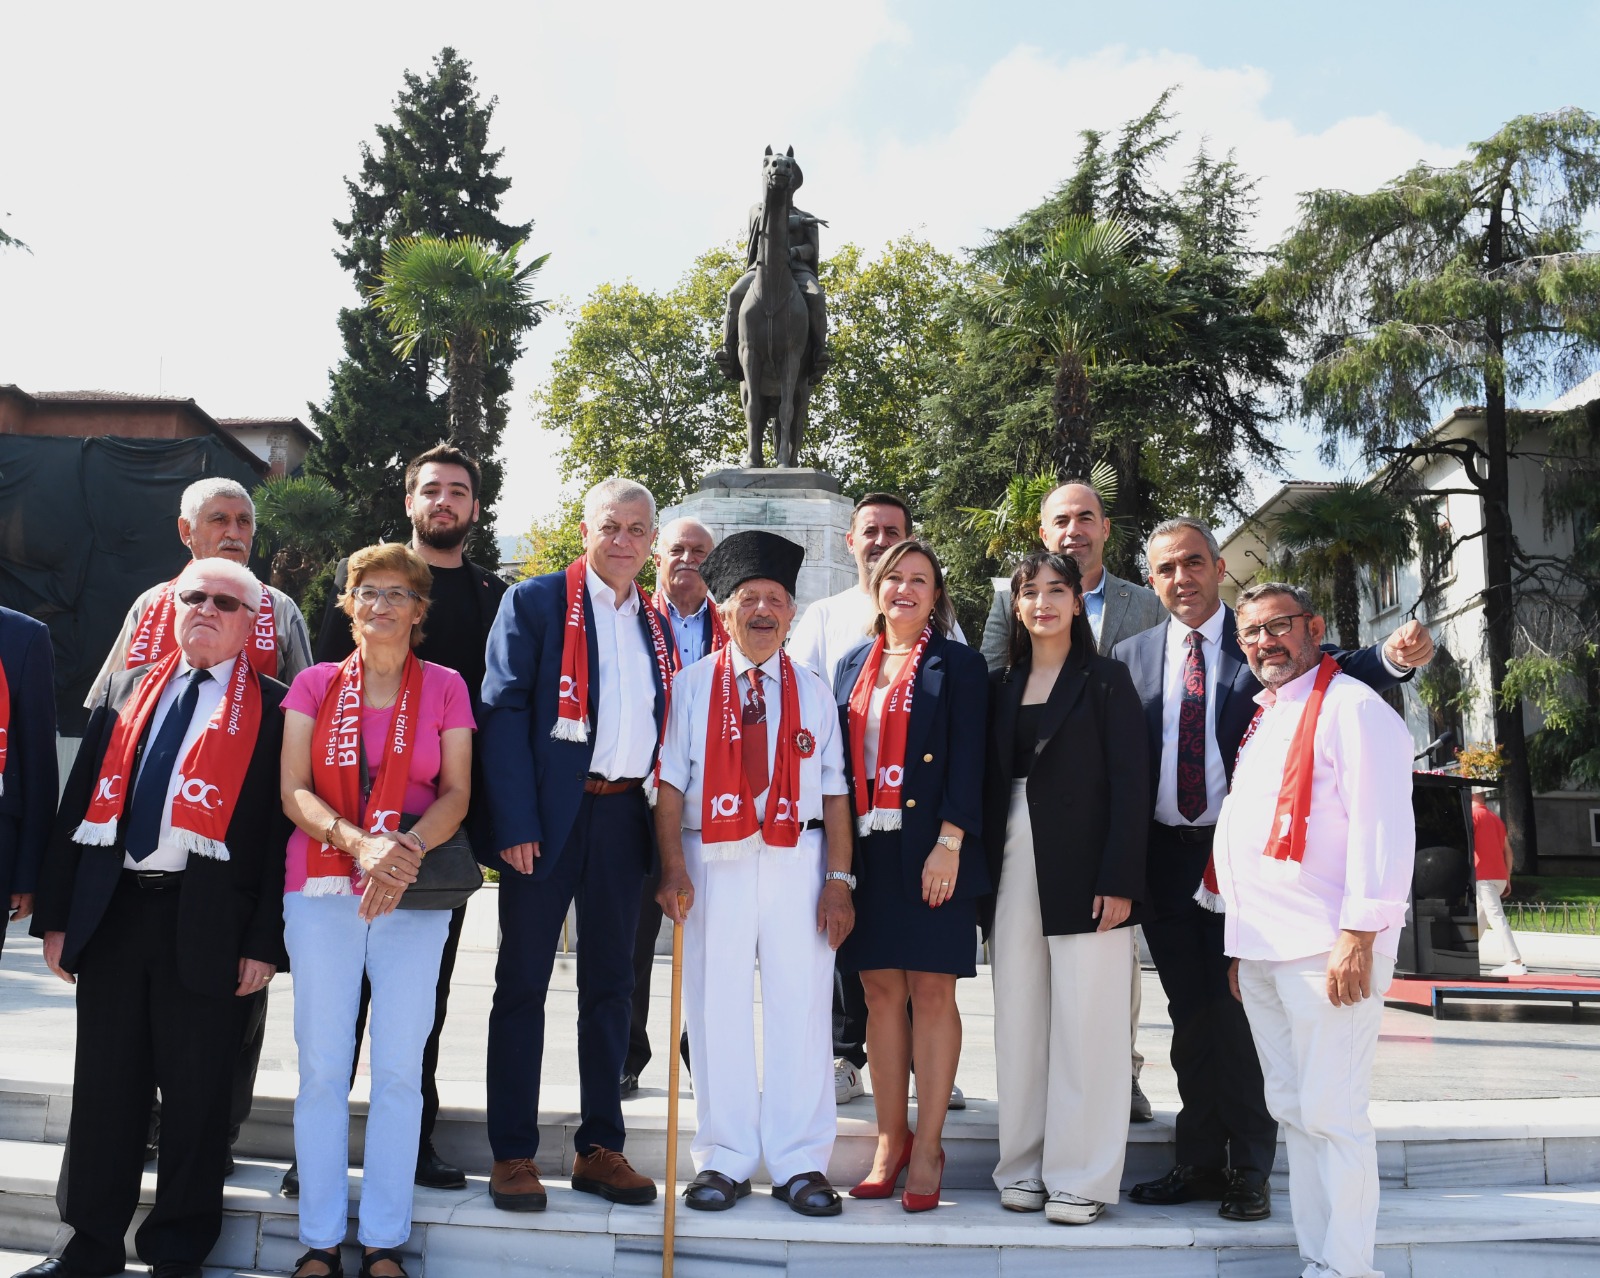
980, 567, 1167, 671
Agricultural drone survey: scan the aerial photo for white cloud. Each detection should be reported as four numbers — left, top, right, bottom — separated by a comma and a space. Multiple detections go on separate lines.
0, 14, 1458, 540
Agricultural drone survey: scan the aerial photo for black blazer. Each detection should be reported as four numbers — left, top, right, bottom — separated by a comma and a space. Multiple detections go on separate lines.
33, 664, 291, 996
832, 630, 990, 904
0, 608, 59, 955
981, 645, 1149, 936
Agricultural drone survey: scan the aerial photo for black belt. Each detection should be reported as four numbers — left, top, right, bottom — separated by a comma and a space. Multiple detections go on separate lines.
1153, 821, 1215, 845
804, 819, 824, 831
122, 869, 185, 890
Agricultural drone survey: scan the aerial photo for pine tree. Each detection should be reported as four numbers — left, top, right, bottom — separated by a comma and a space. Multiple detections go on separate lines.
306, 47, 535, 565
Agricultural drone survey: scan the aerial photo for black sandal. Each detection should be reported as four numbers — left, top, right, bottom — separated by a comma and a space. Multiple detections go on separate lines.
357, 1249, 409, 1278
291, 1248, 343, 1278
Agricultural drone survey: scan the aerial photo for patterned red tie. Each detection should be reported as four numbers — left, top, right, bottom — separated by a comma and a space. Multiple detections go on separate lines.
742, 669, 770, 796
1177, 630, 1207, 821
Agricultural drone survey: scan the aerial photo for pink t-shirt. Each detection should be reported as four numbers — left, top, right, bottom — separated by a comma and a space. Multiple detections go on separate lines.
281, 660, 476, 894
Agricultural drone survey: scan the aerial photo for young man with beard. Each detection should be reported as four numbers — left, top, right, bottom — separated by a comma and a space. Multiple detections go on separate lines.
304, 444, 506, 1193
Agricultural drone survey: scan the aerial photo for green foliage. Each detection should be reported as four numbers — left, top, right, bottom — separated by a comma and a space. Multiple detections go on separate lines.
307, 47, 534, 568
1270, 481, 1415, 649
961, 460, 1121, 562
252, 475, 352, 609
517, 498, 588, 580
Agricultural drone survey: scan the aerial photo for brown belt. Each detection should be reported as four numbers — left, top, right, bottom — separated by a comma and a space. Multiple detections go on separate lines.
584, 776, 644, 796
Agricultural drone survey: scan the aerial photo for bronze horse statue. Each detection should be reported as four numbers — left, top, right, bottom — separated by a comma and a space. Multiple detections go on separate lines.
733, 146, 819, 468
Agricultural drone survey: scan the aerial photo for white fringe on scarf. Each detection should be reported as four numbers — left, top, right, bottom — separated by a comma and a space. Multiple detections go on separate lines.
170, 828, 230, 862
550, 718, 589, 743
1192, 883, 1224, 913
302, 875, 356, 897
699, 831, 813, 862
856, 806, 904, 836
72, 816, 118, 846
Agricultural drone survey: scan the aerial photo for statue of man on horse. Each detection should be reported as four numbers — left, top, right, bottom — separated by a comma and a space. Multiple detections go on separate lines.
712, 146, 830, 468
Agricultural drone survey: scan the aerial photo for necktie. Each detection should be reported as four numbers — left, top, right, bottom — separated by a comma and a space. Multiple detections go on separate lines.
124, 669, 210, 862
1176, 631, 1207, 822
741, 669, 770, 797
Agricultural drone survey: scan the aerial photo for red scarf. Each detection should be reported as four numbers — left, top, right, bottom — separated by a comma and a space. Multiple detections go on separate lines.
652, 588, 728, 668
0, 655, 9, 798
128, 580, 278, 680
304, 651, 425, 896
553, 561, 674, 780
700, 644, 805, 858
74, 649, 262, 862
1198, 654, 1341, 911
847, 626, 930, 834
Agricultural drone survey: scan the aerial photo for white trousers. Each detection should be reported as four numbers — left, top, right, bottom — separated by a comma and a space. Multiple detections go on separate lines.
991, 782, 1133, 1203
681, 830, 836, 1184
1130, 929, 1144, 1079
1475, 881, 1523, 963
1238, 952, 1395, 1278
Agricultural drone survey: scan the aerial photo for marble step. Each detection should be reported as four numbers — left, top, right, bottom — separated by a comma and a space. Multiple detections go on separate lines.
1, 1143, 1598, 1278
3, 1074, 1599, 1194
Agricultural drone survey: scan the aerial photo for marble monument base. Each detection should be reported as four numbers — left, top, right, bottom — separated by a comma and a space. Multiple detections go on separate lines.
659, 469, 854, 612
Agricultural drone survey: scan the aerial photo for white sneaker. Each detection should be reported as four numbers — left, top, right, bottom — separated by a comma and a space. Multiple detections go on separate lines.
910, 1080, 967, 1109
1491, 961, 1528, 976
1000, 1178, 1047, 1212
1045, 1191, 1104, 1225
834, 1058, 865, 1104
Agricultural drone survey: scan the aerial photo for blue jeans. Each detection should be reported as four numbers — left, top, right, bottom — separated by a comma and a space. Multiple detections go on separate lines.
284, 893, 449, 1249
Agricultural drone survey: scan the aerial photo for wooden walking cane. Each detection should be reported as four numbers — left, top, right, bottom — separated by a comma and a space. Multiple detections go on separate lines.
662, 892, 688, 1278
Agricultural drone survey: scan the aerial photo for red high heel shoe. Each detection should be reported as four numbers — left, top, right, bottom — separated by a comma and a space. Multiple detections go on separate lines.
850, 1132, 915, 1199
901, 1148, 945, 1213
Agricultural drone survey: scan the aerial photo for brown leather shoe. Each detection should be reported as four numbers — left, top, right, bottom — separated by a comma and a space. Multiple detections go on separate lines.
571, 1147, 658, 1205
490, 1158, 547, 1211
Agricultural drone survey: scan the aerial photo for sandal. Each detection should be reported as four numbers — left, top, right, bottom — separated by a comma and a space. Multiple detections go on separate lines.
358, 1249, 409, 1278
291, 1248, 343, 1278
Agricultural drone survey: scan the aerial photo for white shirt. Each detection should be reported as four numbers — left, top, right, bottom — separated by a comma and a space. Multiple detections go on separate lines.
1153, 607, 1229, 826
122, 653, 237, 871
659, 645, 847, 826
1213, 663, 1416, 962
788, 585, 967, 688
585, 567, 660, 781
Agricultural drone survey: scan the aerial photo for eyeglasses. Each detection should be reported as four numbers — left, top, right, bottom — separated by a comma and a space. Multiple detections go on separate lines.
176, 589, 255, 613
1237, 612, 1312, 647
351, 585, 422, 607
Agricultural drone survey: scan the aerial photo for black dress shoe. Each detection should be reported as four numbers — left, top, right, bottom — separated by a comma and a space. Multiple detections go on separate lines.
281, 1160, 300, 1197
772, 1170, 842, 1217
11, 1260, 121, 1278
1128, 1164, 1231, 1205
415, 1140, 466, 1190
683, 1169, 751, 1211
619, 1072, 641, 1098
1219, 1169, 1271, 1221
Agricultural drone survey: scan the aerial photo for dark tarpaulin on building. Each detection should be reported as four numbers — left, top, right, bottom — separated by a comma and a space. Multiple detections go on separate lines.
0, 435, 262, 734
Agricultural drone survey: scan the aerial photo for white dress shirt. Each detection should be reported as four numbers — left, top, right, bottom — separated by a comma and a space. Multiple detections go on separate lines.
584, 567, 660, 781
122, 653, 238, 871
1213, 664, 1416, 961
788, 585, 968, 688
1152, 606, 1229, 826
659, 645, 847, 826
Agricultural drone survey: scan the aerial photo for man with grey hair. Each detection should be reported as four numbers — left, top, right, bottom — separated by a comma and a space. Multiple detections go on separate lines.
481, 475, 675, 1212
1114, 518, 1431, 1224
1215, 582, 1414, 1278
87, 477, 312, 707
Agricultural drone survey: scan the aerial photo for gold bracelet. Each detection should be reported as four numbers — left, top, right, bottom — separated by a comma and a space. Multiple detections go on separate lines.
323, 815, 341, 847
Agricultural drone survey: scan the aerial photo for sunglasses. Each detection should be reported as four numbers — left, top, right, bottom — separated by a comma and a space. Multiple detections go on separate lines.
176, 589, 255, 613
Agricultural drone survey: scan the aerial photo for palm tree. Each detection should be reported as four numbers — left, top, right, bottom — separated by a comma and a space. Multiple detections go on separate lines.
1272, 481, 1415, 649
370, 236, 550, 452
253, 475, 352, 605
962, 460, 1122, 563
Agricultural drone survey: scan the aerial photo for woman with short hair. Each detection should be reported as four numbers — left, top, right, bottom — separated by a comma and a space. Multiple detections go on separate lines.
279, 544, 474, 1278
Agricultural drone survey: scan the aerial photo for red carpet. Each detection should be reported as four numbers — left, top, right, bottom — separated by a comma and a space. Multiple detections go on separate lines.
1389, 972, 1600, 1015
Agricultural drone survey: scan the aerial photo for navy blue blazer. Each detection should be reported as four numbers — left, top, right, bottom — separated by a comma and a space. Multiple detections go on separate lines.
0, 608, 58, 946
832, 629, 990, 904
1111, 606, 1412, 798
480, 570, 674, 879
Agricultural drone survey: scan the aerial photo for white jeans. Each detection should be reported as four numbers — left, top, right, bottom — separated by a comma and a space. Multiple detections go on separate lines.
681, 831, 836, 1185
284, 893, 449, 1250
1238, 952, 1395, 1278
991, 783, 1133, 1203
1475, 881, 1523, 963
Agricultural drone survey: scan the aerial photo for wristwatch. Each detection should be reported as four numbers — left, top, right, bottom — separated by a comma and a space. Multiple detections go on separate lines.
935, 835, 962, 852
824, 870, 857, 890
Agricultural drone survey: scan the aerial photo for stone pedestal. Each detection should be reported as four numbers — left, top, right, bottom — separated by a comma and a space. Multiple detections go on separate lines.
660, 469, 854, 612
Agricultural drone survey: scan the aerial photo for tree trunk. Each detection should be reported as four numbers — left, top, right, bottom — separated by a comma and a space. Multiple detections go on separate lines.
1483, 186, 1540, 873
1333, 552, 1360, 650
447, 335, 485, 449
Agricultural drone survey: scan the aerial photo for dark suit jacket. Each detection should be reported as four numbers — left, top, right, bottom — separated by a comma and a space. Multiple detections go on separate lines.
32, 663, 291, 997
1110, 606, 1411, 800
981, 568, 1167, 672
480, 569, 674, 877
0, 608, 59, 951
832, 629, 990, 904
981, 645, 1149, 936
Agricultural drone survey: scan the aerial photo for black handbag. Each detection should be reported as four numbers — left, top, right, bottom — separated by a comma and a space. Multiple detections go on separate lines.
356, 729, 483, 911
